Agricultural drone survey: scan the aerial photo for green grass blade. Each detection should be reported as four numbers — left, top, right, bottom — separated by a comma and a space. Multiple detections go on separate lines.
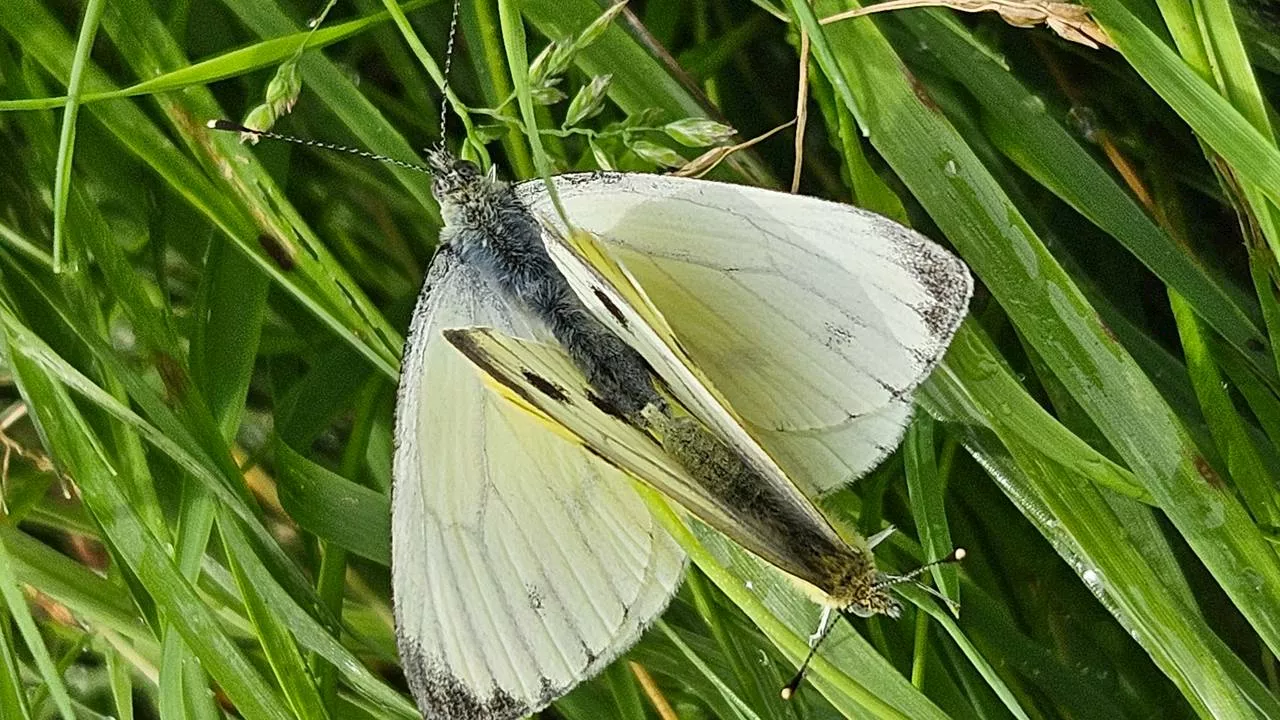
793, 0, 1280, 667
902, 11, 1271, 383
0, 2, 430, 111
520, 0, 776, 186
902, 415, 958, 602
275, 438, 391, 565
923, 323, 1280, 717
374, 0, 487, 167
0, 525, 152, 646
498, 0, 564, 215
0, 221, 54, 269
677, 571, 794, 718
0, 529, 75, 720
105, 644, 136, 720
215, 519, 417, 719
0, 0, 402, 378
220, 0, 440, 221
49, 0, 105, 273
462, 0, 535, 177
643, 488, 950, 720
1089, 0, 1280, 208
656, 620, 767, 720
0, 604, 32, 720
158, 476, 220, 720
224, 530, 332, 720
8, 1, 1280, 716
0, 265, 291, 564
907, 590, 1029, 720
192, 236, 269, 443
1171, 290, 1280, 530
3, 323, 293, 720
1212, 334, 1280, 449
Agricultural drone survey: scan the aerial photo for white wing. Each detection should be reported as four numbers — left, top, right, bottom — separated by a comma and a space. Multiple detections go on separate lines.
392, 249, 684, 720
517, 175, 971, 494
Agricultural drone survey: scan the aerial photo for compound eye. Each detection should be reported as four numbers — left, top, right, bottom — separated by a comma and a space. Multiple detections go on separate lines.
455, 159, 480, 175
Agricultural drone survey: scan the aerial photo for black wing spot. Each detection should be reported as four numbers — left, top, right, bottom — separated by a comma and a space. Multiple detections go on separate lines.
524, 370, 570, 404
594, 287, 629, 328
587, 390, 627, 422
823, 321, 854, 349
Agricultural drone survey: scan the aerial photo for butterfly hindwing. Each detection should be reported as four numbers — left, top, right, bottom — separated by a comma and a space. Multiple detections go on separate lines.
391, 249, 684, 720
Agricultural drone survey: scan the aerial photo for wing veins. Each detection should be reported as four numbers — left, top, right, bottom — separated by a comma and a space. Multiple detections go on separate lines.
634, 256, 900, 423
491, 405, 620, 651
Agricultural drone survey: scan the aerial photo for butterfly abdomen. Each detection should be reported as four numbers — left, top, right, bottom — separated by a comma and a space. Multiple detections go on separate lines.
641, 409, 874, 596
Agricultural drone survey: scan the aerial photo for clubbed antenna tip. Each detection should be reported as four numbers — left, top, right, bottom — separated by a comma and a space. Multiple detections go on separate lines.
207, 118, 250, 132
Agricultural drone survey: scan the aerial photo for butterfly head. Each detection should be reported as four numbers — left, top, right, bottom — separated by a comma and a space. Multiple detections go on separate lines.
845, 547, 968, 619
425, 146, 503, 224
842, 580, 903, 619
827, 567, 903, 620
813, 548, 902, 619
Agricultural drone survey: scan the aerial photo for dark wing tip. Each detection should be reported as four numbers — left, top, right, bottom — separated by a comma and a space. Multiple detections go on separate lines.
399, 638, 534, 720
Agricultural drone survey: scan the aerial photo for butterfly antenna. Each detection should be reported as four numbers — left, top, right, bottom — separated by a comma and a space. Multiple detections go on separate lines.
780, 609, 839, 701
873, 548, 967, 614
873, 548, 966, 590
205, 119, 432, 174
437, 0, 462, 148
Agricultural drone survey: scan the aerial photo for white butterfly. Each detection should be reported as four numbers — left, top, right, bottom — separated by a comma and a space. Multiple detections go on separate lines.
392, 159, 970, 720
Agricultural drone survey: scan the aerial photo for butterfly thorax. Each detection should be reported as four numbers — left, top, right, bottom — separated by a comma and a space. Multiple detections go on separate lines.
427, 148, 661, 416
815, 551, 901, 618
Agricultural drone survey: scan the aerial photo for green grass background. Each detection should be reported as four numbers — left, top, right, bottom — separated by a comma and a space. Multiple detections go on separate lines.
1, 0, 1280, 717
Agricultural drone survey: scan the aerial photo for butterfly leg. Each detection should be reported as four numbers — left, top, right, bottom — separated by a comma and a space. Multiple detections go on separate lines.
808, 606, 834, 647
